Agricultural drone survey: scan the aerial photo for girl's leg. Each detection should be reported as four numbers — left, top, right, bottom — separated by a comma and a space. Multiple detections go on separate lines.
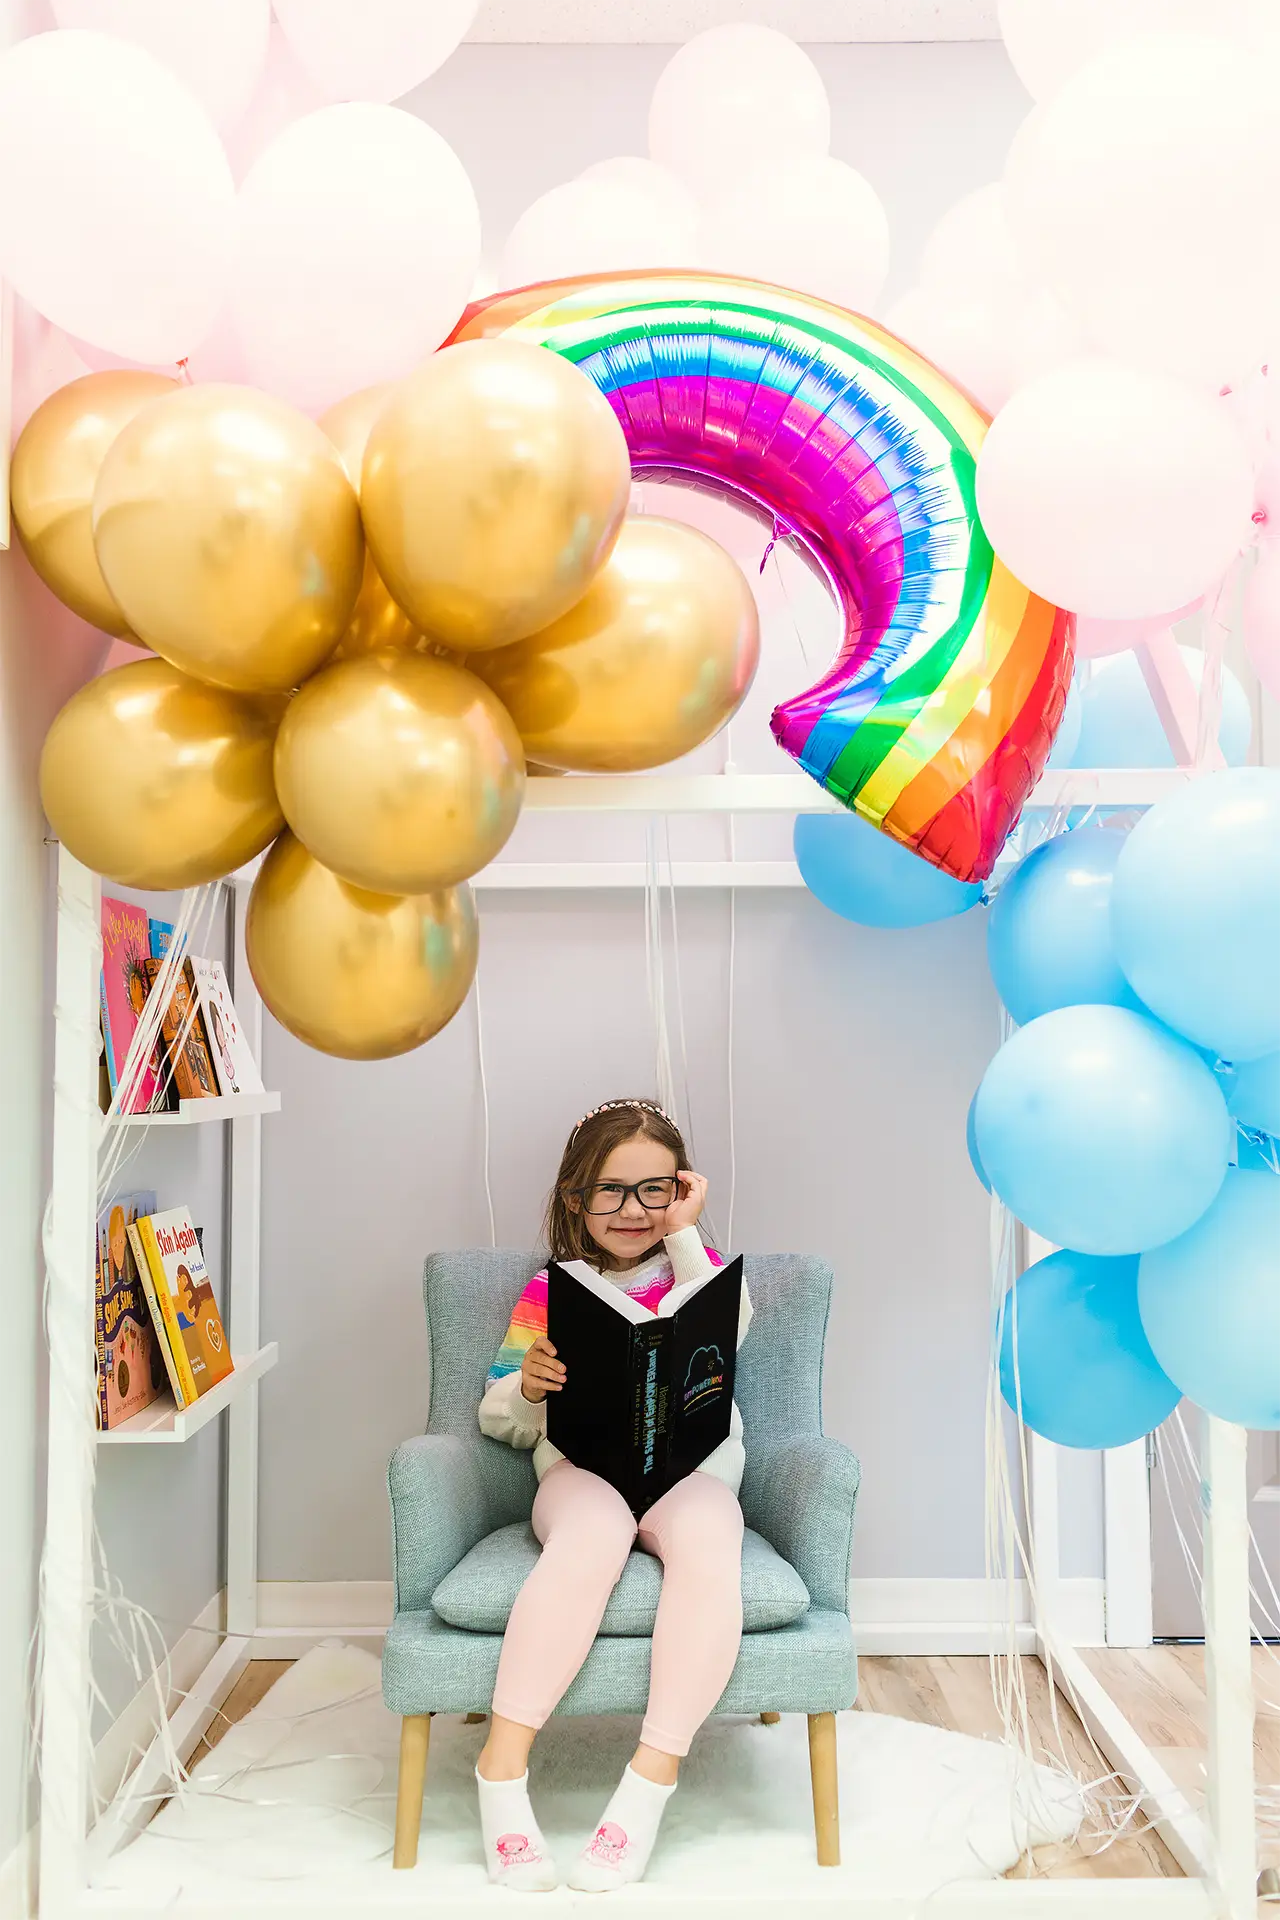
568, 1472, 743, 1893
637, 1469, 745, 1761
480, 1461, 638, 1776
477, 1463, 636, 1891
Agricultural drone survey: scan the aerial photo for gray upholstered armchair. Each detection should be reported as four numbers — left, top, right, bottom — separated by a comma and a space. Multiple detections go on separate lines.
383, 1250, 860, 1870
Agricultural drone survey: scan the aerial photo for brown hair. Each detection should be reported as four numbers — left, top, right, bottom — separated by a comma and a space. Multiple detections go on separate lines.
544, 1099, 689, 1268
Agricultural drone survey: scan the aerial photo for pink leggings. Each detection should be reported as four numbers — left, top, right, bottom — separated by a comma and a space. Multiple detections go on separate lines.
492, 1461, 744, 1756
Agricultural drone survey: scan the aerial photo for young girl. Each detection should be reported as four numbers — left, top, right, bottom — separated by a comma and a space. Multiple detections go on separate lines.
475, 1099, 752, 1893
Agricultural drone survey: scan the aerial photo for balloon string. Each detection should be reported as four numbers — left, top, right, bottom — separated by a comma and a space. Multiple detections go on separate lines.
758, 514, 794, 575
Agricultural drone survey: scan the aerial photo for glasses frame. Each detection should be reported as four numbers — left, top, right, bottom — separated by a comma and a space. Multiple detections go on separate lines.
568, 1175, 681, 1216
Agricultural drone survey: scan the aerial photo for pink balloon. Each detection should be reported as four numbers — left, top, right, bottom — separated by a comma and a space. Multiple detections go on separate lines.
1244, 544, 1280, 703
1075, 601, 1202, 658
223, 22, 323, 182
272, 0, 477, 105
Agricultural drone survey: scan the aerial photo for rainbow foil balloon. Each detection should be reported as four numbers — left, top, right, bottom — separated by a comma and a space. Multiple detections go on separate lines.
451, 272, 1073, 885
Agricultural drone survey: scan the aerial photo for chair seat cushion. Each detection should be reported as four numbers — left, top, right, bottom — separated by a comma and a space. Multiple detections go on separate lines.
431, 1522, 810, 1636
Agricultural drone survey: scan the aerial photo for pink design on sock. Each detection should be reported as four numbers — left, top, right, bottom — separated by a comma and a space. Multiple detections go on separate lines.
587, 1820, 629, 1866
495, 1832, 542, 1867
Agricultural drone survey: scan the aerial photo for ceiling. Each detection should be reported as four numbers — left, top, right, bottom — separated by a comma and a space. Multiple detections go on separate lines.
469, 1, 999, 42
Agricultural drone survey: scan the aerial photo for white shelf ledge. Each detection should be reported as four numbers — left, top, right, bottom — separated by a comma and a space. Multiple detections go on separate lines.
96, 1343, 278, 1445
520, 768, 1193, 814
106, 1091, 281, 1129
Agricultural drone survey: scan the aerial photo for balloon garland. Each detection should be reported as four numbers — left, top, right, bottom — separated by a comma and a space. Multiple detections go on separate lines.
450, 271, 1074, 884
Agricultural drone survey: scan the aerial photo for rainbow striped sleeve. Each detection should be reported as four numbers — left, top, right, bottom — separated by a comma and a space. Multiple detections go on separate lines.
486, 1269, 549, 1389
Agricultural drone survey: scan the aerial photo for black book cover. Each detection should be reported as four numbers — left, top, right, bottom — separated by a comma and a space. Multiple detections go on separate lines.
546, 1255, 742, 1516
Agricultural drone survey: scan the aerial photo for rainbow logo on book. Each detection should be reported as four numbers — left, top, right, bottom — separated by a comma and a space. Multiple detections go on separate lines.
452, 271, 1074, 884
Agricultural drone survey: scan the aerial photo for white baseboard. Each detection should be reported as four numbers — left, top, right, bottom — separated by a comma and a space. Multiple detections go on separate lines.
250, 1575, 1107, 1658
0, 1592, 226, 1920
93, 1591, 225, 1808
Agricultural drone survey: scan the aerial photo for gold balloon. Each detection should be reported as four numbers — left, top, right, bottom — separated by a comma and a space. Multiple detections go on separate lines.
274, 651, 525, 893
472, 516, 761, 772
11, 371, 178, 634
245, 831, 478, 1061
319, 384, 422, 660
92, 384, 364, 693
361, 339, 631, 653
40, 656, 284, 889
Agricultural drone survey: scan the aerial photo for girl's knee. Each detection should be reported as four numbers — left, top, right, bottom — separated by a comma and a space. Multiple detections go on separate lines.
646, 1476, 744, 1562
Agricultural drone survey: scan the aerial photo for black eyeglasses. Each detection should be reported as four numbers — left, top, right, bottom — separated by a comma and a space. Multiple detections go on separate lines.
571, 1176, 680, 1216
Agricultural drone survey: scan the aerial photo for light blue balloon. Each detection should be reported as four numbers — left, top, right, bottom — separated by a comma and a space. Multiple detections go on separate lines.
974, 1005, 1231, 1255
1228, 1051, 1280, 1138
999, 1249, 1180, 1449
1111, 768, 1280, 1063
1073, 647, 1251, 769
966, 1091, 991, 1193
794, 812, 983, 929
987, 826, 1141, 1026
1139, 1169, 1280, 1428
1045, 679, 1083, 771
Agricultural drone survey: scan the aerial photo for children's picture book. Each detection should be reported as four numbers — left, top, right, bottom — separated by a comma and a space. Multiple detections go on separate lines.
100, 896, 161, 1113
130, 1206, 234, 1406
148, 917, 175, 959
189, 959, 262, 1098
95, 1189, 165, 1430
143, 957, 218, 1102
546, 1255, 742, 1516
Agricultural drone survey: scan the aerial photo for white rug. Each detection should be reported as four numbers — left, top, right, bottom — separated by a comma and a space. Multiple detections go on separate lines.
95, 1643, 1085, 1904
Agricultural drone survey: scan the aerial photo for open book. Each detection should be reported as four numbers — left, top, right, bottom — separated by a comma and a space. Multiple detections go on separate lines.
546, 1255, 743, 1517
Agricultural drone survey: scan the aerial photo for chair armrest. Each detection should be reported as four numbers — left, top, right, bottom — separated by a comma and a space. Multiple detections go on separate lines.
740, 1435, 861, 1615
387, 1434, 496, 1614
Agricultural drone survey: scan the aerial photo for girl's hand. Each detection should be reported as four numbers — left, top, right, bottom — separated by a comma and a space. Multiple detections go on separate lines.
521, 1336, 566, 1404
661, 1169, 708, 1238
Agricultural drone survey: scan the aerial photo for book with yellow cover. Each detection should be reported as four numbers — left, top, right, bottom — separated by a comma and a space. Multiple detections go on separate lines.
132, 1208, 234, 1405
126, 1220, 188, 1408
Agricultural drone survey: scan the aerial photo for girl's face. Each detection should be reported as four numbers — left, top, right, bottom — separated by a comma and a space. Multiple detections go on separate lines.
574, 1134, 678, 1270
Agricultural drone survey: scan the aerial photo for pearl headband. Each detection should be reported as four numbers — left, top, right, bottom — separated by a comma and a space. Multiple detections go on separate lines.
570, 1099, 672, 1141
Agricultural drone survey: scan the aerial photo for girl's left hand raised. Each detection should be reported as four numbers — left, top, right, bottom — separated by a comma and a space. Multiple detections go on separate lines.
662, 1170, 708, 1237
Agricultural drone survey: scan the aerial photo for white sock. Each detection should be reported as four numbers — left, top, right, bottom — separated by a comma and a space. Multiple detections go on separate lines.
475, 1768, 558, 1891
569, 1765, 676, 1892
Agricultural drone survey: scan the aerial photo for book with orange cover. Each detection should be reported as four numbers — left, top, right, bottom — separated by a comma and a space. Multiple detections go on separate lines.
143, 957, 218, 1103
131, 1207, 234, 1405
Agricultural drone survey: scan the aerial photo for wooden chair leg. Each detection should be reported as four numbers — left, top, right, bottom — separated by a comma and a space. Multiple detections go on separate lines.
807, 1711, 840, 1867
760, 1711, 781, 1725
464, 1712, 487, 1725
393, 1714, 432, 1869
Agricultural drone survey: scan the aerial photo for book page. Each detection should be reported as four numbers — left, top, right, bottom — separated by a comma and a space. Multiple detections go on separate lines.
556, 1258, 653, 1324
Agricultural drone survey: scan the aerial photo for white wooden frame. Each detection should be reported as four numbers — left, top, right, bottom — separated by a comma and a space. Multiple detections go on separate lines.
36, 641, 1258, 1916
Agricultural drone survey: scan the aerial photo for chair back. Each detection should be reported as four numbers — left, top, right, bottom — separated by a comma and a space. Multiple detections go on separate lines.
422, 1248, 834, 1527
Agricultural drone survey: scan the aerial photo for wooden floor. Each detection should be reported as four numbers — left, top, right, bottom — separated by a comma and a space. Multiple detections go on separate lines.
194, 1650, 1280, 1883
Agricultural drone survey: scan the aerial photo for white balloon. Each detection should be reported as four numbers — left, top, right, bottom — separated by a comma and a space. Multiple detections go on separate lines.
500, 177, 697, 289
273, 0, 477, 104
975, 358, 1256, 619
998, 0, 1267, 100
884, 288, 1014, 414
700, 155, 888, 311
649, 25, 829, 201
1006, 35, 1280, 386
51, 0, 269, 133
0, 30, 234, 363
223, 22, 324, 181
578, 156, 697, 228
917, 183, 1025, 306
231, 105, 480, 415
885, 280, 1078, 415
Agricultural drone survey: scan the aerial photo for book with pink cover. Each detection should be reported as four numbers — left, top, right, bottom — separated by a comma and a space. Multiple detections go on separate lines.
100, 896, 161, 1114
